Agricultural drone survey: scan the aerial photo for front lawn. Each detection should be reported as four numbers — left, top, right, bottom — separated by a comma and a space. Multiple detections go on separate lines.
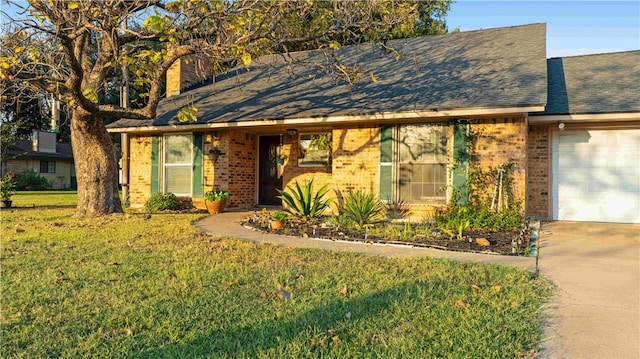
1, 192, 552, 358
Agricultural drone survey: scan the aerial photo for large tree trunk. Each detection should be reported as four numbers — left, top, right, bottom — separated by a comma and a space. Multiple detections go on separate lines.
71, 109, 123, 216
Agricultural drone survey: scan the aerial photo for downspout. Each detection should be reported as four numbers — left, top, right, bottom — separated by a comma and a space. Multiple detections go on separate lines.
121, 132, 130, 205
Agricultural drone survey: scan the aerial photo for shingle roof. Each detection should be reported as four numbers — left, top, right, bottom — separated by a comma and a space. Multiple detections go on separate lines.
108, 23, 548, 129
539, 51, 640, 115
4, 139, 73, 160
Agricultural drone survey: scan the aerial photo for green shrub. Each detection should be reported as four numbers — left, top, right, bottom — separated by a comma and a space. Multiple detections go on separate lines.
144, 192, 182, 211
435, 204, 523, 231
13, 172, 53, 190
277, 179, 333, 220
342, 190, 386, 228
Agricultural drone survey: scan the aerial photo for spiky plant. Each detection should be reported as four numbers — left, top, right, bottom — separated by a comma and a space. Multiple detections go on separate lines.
277, 179, 333, 220
342, 190, 387, 228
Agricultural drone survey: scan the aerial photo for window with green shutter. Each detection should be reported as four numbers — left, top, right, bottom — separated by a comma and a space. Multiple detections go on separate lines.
163, 134, 193, 196
192, 132, 204, 197
452, 123, 469, 205
397, 124, 448, 205
150, 135, 160, 194
379, 125, 393, 202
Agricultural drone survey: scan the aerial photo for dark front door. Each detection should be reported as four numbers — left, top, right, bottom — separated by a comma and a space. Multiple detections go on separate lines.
258, 136, 283, 205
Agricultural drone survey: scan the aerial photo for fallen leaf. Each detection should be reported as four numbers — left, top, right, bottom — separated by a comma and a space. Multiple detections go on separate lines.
332, 335, 342, 345
338, 284, 348, 295
345, 311, 352, 319
259, 292, 267, 299
491, 285, 501, 293
471, 284, 482, 292
125, 328, 133, 336
454, 299, 468, 308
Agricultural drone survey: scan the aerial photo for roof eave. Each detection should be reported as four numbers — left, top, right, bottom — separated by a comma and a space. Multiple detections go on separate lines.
107, 105, 545, 134
529, 112, 640, 123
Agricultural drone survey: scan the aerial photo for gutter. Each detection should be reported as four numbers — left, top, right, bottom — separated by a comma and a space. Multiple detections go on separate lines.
107, 105, 545, 133
529, 112, 640, 124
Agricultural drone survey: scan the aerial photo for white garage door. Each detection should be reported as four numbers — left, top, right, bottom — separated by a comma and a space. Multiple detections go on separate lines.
552, 129, 640, 223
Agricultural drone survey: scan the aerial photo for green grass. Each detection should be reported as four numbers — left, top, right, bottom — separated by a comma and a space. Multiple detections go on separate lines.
1, 192, 553, 358
9, 190, 78, 208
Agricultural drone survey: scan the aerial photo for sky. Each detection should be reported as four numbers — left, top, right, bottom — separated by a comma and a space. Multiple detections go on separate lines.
1, 0, 638, 58
446, 0, 640, 57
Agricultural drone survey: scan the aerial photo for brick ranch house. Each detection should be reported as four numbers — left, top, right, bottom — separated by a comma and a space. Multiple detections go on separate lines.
107, 23, 640, 224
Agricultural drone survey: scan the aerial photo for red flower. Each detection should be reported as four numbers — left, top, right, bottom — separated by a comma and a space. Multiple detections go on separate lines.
8, 172, 15, 178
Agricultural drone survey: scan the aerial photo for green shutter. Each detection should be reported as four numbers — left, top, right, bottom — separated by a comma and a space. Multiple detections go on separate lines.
379, 125, 393, 202
150, 135, 160, 194
452, 123, 469, 205
192, 132, 204, 197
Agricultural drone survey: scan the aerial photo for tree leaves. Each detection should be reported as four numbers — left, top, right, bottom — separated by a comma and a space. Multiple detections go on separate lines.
240, 52, 251, 67
177, 105, 198, 122
82, 88, 99, 104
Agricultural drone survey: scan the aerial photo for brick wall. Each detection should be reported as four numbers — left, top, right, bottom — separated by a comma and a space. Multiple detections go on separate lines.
281, 127, 380, 214
526, 124, 550, 219
281, 133, 334, 210
125, 115, 538, 215
128, 135, 152, 207
471, 116, 528, 211
331, 126, 380, 194
227, 131, 256, 209
166, 57, 209, 97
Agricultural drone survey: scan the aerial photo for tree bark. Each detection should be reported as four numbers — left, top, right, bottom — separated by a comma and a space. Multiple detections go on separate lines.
71, 109, 123, 216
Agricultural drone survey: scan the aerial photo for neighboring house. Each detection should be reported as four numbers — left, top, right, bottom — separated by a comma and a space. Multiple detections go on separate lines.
1, 130, 76, 190
107, 23, 640, 224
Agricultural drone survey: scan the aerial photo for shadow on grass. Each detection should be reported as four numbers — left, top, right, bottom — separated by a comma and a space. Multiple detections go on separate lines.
137, 280, 444, 357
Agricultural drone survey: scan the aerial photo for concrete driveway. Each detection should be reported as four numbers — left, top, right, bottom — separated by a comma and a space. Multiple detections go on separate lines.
538, 221, 640, 359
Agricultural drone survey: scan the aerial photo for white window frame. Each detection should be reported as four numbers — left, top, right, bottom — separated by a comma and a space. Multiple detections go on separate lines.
163, 133, 193, 196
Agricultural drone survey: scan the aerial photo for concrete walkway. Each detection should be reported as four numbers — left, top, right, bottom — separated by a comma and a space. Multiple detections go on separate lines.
194, 211, 536, 269
195, 212, 640, 358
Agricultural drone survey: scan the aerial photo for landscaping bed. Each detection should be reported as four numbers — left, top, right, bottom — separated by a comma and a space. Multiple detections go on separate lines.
243, 216, 531, 255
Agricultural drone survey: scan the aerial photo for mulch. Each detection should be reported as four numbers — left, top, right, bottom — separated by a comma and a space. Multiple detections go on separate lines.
243, 218, 530, 256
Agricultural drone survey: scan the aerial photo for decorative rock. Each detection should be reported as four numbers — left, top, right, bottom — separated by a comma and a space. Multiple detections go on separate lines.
475, 237, 491, 247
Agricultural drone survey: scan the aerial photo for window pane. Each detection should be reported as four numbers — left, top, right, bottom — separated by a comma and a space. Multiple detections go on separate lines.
298, 133, 330, 166
398, 125, 447, 163
399, 163, 446, 204
398, 124, 448, 204
165, 166, 191, 195
165, 134, 192, 164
